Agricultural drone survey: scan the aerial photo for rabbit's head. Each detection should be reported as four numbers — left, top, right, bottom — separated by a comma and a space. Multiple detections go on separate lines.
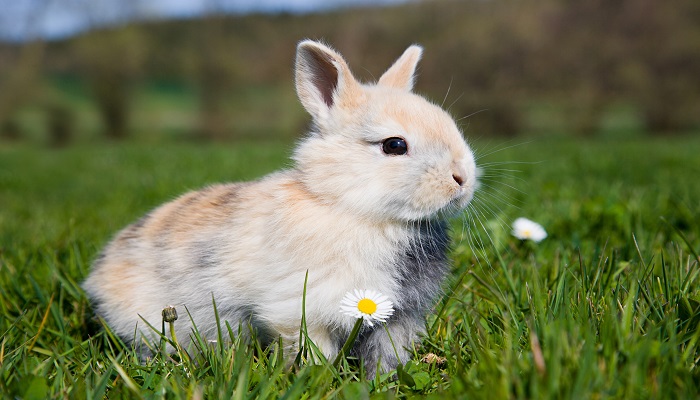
293, 41, 477, 222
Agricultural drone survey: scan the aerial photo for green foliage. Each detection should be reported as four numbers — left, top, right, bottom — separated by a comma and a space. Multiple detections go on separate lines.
1, 137, 700, 398
3, 0, 700, 140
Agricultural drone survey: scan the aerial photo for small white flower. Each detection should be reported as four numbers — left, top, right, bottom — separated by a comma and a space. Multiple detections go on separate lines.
339, 289, 394, 327
512, 217, 547, 242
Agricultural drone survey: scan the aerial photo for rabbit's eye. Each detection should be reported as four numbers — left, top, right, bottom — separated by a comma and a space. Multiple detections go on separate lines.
382, 137, 408, 155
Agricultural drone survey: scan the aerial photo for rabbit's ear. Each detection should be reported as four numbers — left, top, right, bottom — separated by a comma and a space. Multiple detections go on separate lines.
378, 45, 423, 91
295, 40, 361, 121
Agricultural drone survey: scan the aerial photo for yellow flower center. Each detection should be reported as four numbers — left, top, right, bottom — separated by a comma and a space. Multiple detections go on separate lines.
523, 229, 531, 237
357, 298, 377, 315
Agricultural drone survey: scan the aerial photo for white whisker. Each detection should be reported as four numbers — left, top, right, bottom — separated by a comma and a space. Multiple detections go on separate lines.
441, 77, 454, 109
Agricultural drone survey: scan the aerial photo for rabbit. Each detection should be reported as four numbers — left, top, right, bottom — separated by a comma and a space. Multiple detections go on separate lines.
82, 40, 478, 375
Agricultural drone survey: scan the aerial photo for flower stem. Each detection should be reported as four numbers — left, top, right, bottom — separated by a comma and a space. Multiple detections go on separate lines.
383, 323, 401, 364
333, 318, 363, 367
169, 321, 178, 345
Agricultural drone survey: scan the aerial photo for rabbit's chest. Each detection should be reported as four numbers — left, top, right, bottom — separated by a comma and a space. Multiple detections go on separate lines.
307, 221, 450, 316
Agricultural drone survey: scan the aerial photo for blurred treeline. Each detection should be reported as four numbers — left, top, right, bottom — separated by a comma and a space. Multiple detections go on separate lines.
1, 0, 699, 145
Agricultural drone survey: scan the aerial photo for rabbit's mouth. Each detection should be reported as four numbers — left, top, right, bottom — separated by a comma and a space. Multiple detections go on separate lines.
435, 190, 473, 218
452, 185, 476, 208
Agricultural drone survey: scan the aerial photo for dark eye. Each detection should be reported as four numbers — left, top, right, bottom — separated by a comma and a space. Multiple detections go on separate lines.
382, 137, 408, 155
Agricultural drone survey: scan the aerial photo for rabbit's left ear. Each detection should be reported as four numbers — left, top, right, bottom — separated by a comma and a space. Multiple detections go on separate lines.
378, 45, 423, 91
295, 40, 362, 122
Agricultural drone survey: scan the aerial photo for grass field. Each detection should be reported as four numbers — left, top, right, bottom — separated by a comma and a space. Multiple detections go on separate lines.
1, 136, 700, 398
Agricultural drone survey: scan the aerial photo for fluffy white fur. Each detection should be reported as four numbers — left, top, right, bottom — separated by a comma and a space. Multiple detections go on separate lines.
83, 40, 477, 373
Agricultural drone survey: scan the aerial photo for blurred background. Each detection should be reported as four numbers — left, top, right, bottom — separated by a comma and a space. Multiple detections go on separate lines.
1, 0, 699, 146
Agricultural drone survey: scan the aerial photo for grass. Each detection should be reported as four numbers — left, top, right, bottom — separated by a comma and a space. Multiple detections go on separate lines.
1, 136, 700, 398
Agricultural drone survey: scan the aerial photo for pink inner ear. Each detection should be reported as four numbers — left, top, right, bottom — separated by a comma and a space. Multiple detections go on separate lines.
307, 49, 339, 107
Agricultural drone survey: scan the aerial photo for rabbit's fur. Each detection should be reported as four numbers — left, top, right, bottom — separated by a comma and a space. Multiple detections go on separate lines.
83, 40, 478, 374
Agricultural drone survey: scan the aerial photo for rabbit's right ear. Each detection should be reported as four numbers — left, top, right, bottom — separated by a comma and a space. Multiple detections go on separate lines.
378, 45, 423, 91
295, 40, 362, 122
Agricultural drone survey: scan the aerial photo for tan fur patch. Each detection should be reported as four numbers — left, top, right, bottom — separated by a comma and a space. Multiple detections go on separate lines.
93, 259, 141, 312
384, 99, 439, 139
336, 71, 366, 110
137, 184, 243, 246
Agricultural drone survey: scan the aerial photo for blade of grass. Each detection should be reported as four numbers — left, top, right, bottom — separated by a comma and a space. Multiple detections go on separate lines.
27, 293, 54, 353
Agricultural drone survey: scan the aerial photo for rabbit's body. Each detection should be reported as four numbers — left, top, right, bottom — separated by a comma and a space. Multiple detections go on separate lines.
85, 175, 449, 367
84, 41, 478, 373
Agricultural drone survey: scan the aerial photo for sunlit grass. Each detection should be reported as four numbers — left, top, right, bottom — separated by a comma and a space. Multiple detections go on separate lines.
1, 136, 699, 398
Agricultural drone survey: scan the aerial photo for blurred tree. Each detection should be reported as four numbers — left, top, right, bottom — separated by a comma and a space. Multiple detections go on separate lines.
422, 1, 532, 136
74, 26, 146, 139
0, 40, 45, 140
535, 0, 621, 136
0, 117, 22, 141
185, 0, 242, 140
13, 0, 700, 141
618, 0, 700, 133
46, 102, 74, 147
194, 16, 236, 140
539, 0, 700, 135
0, 0, 50, 142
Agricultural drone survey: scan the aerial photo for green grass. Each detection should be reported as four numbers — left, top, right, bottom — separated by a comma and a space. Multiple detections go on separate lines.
1, 136, 700, 398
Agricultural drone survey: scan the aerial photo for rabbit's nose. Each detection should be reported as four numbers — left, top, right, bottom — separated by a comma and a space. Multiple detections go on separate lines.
452, 162, 469, 187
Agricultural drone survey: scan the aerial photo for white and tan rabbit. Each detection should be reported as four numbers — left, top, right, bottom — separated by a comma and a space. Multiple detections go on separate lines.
83, 40, 478, 374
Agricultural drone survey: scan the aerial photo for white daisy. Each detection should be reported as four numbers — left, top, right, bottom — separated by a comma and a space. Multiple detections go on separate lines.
339, 289, 394, 327
512, 217, 548, 242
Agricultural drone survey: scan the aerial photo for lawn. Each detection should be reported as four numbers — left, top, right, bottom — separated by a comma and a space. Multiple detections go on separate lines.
1, 136, 699, 398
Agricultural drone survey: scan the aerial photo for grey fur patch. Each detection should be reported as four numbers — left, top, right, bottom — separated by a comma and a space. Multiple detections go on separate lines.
350, 314, 422, 376
349, 221, 451, 374
192, 240, 221, 269
393, 221, 450, 316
